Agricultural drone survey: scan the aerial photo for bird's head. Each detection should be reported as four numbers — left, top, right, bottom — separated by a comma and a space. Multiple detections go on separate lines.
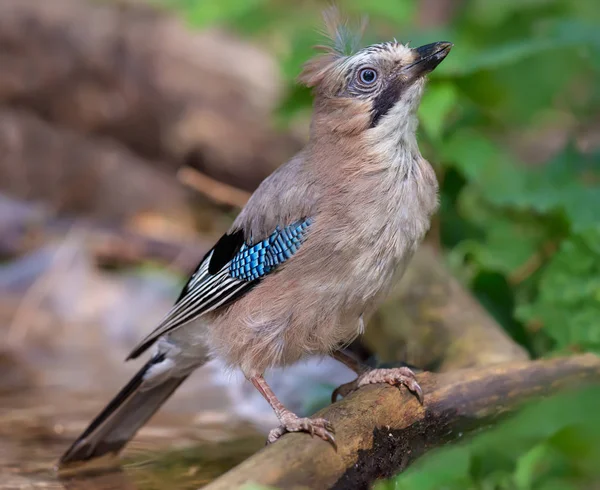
300, 8, 452, 138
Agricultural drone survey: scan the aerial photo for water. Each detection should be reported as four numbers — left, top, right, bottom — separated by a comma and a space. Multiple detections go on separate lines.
0, 376, 266, 489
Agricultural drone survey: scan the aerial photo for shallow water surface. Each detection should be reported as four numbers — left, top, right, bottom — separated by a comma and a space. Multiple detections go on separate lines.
1, 390, 264, 490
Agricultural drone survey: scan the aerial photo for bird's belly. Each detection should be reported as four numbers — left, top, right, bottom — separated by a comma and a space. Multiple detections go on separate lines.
203, 257, 407, 375
202, 283, 365, 375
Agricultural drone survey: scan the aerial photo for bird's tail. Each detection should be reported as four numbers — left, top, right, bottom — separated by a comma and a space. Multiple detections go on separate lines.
59, 354, 190, 467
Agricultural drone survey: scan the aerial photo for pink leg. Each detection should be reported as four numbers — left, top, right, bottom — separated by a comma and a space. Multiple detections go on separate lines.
331, 350, 369, 375
250, 375, 336, 447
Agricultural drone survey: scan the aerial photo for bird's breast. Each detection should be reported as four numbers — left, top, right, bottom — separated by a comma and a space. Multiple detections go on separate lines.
334, 165, 438, 306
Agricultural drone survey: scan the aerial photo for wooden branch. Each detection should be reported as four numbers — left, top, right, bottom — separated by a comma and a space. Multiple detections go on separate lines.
205, 355, 600, 490
177, 167, 252, 209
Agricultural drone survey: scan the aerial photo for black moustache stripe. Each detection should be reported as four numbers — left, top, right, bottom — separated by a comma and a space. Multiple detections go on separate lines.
370, 77, 407, 128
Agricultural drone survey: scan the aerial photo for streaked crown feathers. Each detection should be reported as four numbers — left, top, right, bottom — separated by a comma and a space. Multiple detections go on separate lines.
298, 6, 416, 95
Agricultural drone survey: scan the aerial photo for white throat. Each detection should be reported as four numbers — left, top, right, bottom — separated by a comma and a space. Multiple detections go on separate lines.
365, 83, 424, 171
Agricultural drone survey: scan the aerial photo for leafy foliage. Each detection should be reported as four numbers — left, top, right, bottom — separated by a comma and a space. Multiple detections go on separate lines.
156, 0, 600, 488
374, 386, 600, 490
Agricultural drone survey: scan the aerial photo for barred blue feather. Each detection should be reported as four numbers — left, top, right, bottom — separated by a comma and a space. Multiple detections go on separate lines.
127, 218, 313, 359
230, 219, 313, 281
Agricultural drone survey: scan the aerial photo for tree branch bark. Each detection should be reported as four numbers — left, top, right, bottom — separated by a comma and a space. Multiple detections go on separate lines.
204, 355, 600, 490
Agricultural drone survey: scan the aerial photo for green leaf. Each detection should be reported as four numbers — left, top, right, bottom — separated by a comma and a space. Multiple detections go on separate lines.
441, 19, 600, 77
385, 387, 600, 489
517, 228, 600, 352
473, 218, 545, 274
468, 0, 560, 27
441, 130, 525, 199
374, 448, 472, 490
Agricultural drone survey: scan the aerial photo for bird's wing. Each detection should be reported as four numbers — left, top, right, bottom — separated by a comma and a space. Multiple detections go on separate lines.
127, 217, 314, 359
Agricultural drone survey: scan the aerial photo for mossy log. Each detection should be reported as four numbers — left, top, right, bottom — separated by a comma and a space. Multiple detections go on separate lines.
366, 244, 529, 371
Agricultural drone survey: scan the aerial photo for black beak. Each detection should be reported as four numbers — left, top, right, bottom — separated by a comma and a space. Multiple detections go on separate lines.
403, 41, 453, 80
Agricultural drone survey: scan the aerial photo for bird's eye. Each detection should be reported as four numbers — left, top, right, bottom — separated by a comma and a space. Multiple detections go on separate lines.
358, 68, 378, 85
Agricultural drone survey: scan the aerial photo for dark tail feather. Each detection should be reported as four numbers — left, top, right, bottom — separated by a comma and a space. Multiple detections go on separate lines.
59, 355, 188, 467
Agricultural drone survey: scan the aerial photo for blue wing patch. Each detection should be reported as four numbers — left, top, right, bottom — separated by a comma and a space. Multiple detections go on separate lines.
126, 217, 313, 360
229, 218, 313, 281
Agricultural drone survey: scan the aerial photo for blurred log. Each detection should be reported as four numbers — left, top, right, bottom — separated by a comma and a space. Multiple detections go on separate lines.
366, 244, 529, 371
0, 0, 300, 191
88, 225, 209, 272
205, 355, 600, 490
0, 109, 195, 227
0, 199, 210, 273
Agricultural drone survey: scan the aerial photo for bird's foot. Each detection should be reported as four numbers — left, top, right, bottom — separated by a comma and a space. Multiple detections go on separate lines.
331, 367, 424, 404
267, 413, 336, 448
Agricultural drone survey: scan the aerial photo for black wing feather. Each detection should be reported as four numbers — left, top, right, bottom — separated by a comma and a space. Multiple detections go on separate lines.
208, 230, 245, 274
128, 230, 250, 360
174, 230, 244, 303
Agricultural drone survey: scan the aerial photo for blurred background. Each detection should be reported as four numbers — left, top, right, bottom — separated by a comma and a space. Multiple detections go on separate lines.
1, 0, 599, 489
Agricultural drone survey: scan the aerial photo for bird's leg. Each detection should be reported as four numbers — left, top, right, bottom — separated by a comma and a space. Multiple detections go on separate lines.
331, 350, 370, 375
330, 350, 424, 404
249, 374, 336, 447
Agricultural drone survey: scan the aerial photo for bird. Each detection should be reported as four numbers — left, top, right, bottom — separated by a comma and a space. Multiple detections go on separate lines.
58, 8, 452, 466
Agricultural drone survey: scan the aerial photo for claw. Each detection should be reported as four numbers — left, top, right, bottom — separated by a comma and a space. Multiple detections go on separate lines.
412, 381, 424, 405
267, 415, 336, 449
331, 367, 425, 405
331, 382, 355, 403
323, 431, 337, 450
266, 425, 286, 445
